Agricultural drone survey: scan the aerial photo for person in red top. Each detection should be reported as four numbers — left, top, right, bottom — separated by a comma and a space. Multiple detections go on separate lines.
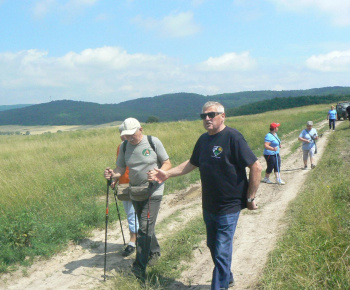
113, 125, 138, 256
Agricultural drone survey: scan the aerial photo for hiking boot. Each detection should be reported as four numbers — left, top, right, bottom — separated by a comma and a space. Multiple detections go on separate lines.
277, 179, 285, 185
311, 164, 316, 169
148, 252, 160, 266
263, 177, 273, 184
303, 165, 307, 170
122, 245, 135, 257
131, 264, 146, 281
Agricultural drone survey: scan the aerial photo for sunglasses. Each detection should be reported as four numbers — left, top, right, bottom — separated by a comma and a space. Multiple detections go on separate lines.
200, 112, 223, 120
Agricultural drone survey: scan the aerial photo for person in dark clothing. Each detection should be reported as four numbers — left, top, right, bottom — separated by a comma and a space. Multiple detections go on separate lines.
148, 101, 262, 290
346, 105, 350, 126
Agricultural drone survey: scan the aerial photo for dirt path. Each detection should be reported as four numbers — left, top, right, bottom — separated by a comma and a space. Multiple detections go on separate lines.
0, 121, 331, 290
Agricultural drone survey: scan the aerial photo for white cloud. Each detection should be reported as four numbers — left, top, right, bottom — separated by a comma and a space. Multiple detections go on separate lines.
1, 46, 350, 105
198, 52, 256, 71
306, 50, 350, 72
32, 0, 57, 18
63, 0, 99, 10
268, 0, 350, 26
191, 0, 206, 7
133, 11, 200, 38
0, 47, 181, 103
31, 0, 99, 18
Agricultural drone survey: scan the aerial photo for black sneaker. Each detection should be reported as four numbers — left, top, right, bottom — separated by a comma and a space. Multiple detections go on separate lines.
122, 245, 135, 257
148, 252, 160, 266
229, 277, 235, 287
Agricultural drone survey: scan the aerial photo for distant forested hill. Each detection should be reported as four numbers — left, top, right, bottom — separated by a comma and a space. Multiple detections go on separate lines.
226, 94, 350, 117
0, 104, 32, 112
1, 86, 350, 125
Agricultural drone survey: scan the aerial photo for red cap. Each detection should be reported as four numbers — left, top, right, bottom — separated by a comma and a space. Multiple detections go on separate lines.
270, 123, 280, 129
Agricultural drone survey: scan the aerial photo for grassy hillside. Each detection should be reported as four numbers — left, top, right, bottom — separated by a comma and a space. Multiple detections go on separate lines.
260, 121, 350, 289
0, 104, 335, 272
1, 86, 350, 125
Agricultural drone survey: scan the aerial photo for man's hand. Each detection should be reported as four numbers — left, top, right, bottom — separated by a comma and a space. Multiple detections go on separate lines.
247, 200, 258, 210
148, 168, 169, 183
104, 167, 114, 180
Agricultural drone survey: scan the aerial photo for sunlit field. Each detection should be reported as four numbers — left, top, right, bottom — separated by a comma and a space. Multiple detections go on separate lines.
0, 104, 330, 272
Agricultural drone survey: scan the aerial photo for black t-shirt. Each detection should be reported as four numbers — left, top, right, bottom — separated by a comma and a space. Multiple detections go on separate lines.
190, 126, 257, 214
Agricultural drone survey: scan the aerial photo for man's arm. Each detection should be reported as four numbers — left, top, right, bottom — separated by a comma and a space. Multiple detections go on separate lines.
148, 160, 197, 183
160, 159, 172, 171
246, 160, 262, 210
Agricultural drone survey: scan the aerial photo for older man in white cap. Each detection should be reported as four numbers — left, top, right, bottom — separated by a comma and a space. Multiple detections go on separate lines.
104, 117, 171, 279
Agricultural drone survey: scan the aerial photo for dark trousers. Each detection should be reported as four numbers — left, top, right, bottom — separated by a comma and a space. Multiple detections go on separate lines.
203, 210, 240, 290
264, 154, 281, 174
329, 119, 335, 130
132, 195, 162, 271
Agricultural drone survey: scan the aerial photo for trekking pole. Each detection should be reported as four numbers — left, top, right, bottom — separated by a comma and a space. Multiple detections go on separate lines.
145, 182, 153, 258
103, 177, 112, 282
112, 185, 126, 245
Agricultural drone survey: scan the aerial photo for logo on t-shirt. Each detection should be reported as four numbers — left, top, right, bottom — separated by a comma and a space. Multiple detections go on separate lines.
142, 149, 151, 156
212, 146, 223, 158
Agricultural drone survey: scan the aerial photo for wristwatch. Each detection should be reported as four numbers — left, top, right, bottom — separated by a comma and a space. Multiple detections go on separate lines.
247, 197, 255, 202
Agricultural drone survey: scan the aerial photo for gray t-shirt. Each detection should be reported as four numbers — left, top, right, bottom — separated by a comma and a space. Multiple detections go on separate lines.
116, 135, 169, 196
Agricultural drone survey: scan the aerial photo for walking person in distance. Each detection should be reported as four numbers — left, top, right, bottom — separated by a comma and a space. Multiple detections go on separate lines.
262, 122, 285, 185
104, 118, 171, 280
298, 121, 318, 170
148, 101, 262, 290
327, 105, 337, 131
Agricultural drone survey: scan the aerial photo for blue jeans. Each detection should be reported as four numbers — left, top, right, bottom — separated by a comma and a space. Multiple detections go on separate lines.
122, 200, 139, 234
203, 210, 240, 290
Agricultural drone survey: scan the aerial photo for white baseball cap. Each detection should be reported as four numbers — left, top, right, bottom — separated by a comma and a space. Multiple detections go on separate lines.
120, 118, 141, 136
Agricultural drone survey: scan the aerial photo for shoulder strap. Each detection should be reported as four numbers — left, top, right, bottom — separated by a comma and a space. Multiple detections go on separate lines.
147, 135, 162, 166
305, 130, 315, 141
147, 135, 156, 152
268, 132, 280, 145
123, 140, 128, 154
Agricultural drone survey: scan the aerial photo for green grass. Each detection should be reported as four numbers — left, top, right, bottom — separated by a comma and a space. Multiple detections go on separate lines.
0, 104, 333, 272
259, 122, 350, 289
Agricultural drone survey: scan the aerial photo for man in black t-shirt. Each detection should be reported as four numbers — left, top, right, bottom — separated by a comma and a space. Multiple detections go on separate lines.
148, 101, 262, 289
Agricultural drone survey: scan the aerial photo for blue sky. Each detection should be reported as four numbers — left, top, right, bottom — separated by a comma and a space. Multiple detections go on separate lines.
1, 0, 350, 105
